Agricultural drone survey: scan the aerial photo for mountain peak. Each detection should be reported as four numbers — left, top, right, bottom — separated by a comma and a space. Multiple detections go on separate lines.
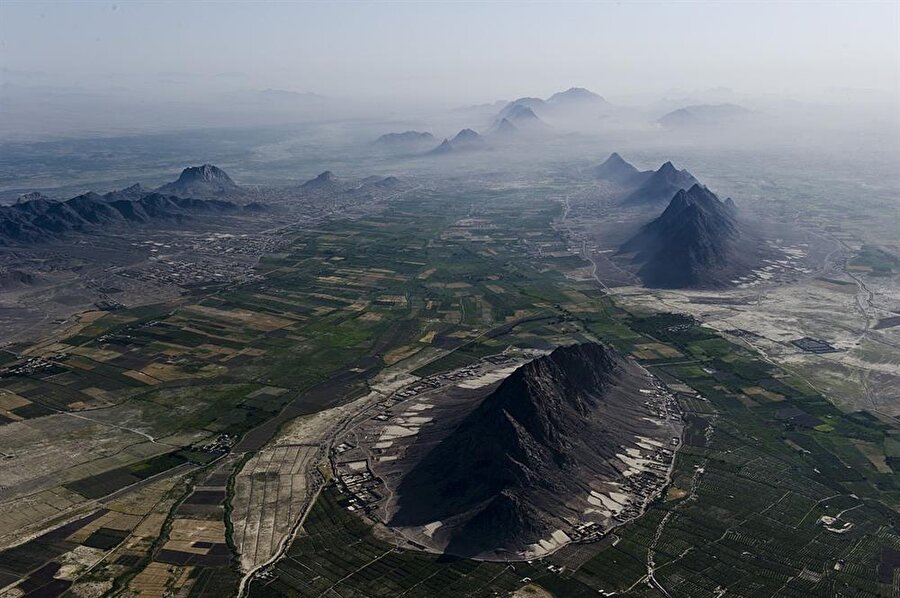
301, 170, 339, 189
620, 184, 749, 288
388, 342, 675, 557
495, 118, 517, 134
16, 191, 52, 204
453, 128, 481, 142
548, 87, 606, 105
177, 164, 235, 185
621, 161, 698, 205
156, 164, 239, 197
594, 153, 649, 187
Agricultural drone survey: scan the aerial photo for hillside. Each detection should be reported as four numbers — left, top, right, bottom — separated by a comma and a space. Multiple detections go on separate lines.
621, 161, 698, 205
155, 164, 240, 197
0, 189, 244, 245
619, 184, 755, 288
389, 343, 677, 558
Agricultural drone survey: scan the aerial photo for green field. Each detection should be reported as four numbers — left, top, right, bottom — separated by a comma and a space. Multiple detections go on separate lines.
1, 182, 898, 597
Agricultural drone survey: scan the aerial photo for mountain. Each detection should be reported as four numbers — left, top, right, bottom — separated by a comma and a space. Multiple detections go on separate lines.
505, 103, 542, 124
497, 97, 547, 121
373, 131, 435, 149
493, 118, 518, 136
494, 104, 547, 134
16, 191, 53, 204
363, 175, 404, 191
594, 153, 653, 187
300, 171, 340, 191
0, 189, 244, 245
658, 103, 750, 128
102, 183, 147, 202
389, 342, 674, 558
621, 161, 698, 206
547, 87, 607, 107
452, 128, 484, 146
427, 129, 486, 155
619, 184, 752, 288
155, 164, 240, 197
429, 139, 454, 155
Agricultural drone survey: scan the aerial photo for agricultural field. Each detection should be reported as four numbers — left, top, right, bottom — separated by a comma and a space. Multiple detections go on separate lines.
0, 181, 897, 598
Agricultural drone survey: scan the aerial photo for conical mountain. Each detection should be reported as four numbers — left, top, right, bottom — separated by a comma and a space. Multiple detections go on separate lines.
300, 170, 339, 190
156, 164, 239, 197
427, 129, 486, 154
619, 184, 749, 288
389, 343, 673, 557
547, 87, 607, 106
621, 161, 698, 205
594, 153, 653, 187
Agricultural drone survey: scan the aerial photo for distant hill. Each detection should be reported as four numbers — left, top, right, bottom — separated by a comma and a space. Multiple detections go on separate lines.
491, 103, 548, 138
490, 87, 607, 128
619, 184, 754, 288
102, 183, 147, 203
496, 97, 546, 121
0, 187, 249, 245
621, 161, 698, 206
594, 153, 653, 188
389, 342, 675, 558
658, 103, 750, 128
155, 164, 240, 197
504, 103, 542, 124
300, 170, 340, 191
493, 118, 519, 136
428, 129, 486, 155
373, 131, 435, 149
297, 172, 407, 196
547, 87, 608, 107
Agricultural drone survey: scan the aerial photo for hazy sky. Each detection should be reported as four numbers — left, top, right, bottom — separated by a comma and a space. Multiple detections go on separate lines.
2, 1, 899, 103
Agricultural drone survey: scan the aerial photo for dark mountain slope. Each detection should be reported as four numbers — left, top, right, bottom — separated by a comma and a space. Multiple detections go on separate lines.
389, 343, 671, 557
0, 190, 243, 245
156, 164, 240, 197
621, 161, 698, 206
619, 184, 755, 288
594, 153, 653, 188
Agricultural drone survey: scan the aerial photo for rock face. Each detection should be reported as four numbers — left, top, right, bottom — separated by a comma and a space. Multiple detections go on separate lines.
619, 184, 750, 288
594, 153, 652, 188
156, 164, 239, 197
389, 343, 673, 558
0, 189, 243, 245
621, 161, 698, 206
